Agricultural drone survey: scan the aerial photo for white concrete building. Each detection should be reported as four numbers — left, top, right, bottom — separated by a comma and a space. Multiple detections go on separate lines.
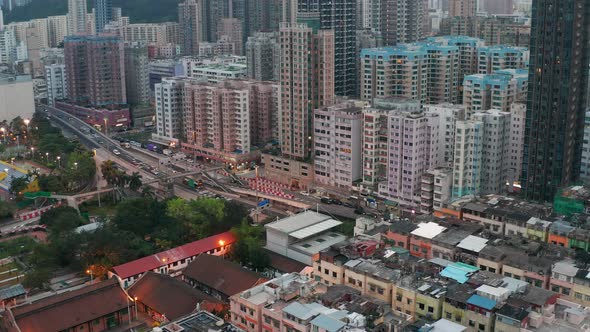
45, 64, 67, 105
314, 101, 364, 190
0, 28, 16, 65
67, 0, 87, 35
452, 109, 511, 199
509, 102, 526, 190
188, 63, 247, 84
477, 45, 529, 74
377, 101, 442, 206
265, 211, 347, 265
421, 167, 454, 213
423, 104, 466, 167
154, 78, 184, 144
0, 75, 34, 121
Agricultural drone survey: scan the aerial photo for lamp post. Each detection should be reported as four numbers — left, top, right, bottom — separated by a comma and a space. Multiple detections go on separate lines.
30, 147, 34, 160
23, 119, 29, 134
134, 297, 139, 320
86, 269, 93, 283
57, 156, 61, 168
219, 240, 226, 259
1, 127, 6, 144
74, 162, 78, 170
45, 152, 49, 164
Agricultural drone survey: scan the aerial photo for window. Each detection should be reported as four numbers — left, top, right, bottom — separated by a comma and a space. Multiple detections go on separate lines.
407, 299, 412, 305
479, 323, 485, 331
469, 320, 475, 327
428, 306, 434, 313
348, 277, 355, 284
418, 303, 425, 310
332, 272, 337, 278
575, 292, 583, 299
446, 312, 452, 319
324, 269, 329, 275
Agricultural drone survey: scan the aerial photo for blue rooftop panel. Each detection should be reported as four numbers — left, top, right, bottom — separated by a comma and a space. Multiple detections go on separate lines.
467, 294, 497, 310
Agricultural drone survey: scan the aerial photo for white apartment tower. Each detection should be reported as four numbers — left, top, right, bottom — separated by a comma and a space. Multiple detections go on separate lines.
154, 78, 185, 143
67, 0, 87, 35
314, 101, 364, 190
45, 64, 67, 106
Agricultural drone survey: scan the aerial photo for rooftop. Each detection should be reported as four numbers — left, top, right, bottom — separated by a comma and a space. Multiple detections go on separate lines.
182, 254, 265, 298
6, 279, 128, 332
496, 304, 529, 321
467, 294, 496, 310
265, 211, 334, 234
310, 314, 346, 332
457, 235, 488, 253
161, 311, 243, 332
112, 231, 236, 279
388, 220, 418, 235
552, 259, 579, 277
128, 272, 223, 321
411, 222, 447, 239
420, 319, 467, 332
344, 259, 401, 282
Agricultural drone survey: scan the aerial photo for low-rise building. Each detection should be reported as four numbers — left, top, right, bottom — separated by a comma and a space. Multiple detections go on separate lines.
2, 279, 135, 332
188, 62, 247, 84
265, 211, 347, 265
550, 259, 579, 301
54, 101, 131, 130
182, 254, 266, 302
109, 231, 235, 288
409, 222, 447, 259
128, 272, 224, 323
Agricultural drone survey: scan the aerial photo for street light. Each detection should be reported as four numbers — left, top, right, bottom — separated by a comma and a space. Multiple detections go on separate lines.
134, 296, 139, 319
57, 156, 61, 168
45, 152, 49, 163
23, 119, 29, 133
86, 269, 93, 283
30, 147, 34, 159
74, 162, 78, 170
0, 127, 6, 144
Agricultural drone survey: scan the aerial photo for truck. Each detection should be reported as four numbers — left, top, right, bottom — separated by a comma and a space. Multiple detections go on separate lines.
163, 149, 172, 156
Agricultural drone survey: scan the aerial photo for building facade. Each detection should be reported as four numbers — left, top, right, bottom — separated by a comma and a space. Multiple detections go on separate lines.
313, 100, 363, 190
64, 35, 126, 107
245, 32, 279, 82
45, 63, 67, 106
522, 0, 590, 201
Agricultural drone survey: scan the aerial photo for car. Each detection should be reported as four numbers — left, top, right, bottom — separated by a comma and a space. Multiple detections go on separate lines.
354, 207, 365, 215
331, 199, 343, 206
300, 191, 310, 196
112, 149, 121, 155
320, 197, 332, 204
343, 202, 354, 208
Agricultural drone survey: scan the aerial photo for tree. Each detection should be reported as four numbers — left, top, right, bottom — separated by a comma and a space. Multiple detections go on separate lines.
23, 268, 51, 290
111, 197, 168, 237
0, 201, 15, 219
9, 176, 29, 195
40, 206, 84, 235
127, 172, 143, 191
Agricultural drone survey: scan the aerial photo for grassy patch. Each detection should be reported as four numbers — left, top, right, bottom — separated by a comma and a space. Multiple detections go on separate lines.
0, 237, 38, 259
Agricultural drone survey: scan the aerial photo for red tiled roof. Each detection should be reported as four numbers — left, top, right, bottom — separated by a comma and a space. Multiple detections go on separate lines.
8, 279, 129, 332
182, 254, 266, 298
128, 272, 223, 321
112, 231, 237, 279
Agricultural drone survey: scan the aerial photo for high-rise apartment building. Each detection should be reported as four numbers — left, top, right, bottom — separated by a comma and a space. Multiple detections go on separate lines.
0, 28, 16, 65
45, 63, 67, 106
124, 44, 150, 106
423, 104, 466, 166
450, 0, 476, 17
313, 100, 363, 190
217, 18, 243, 56
121, 23, 179, 47
360, 42, 461, 104
508, 102, 526, 190
178, 0, 205, 56
376, 99, 442, 205
463, 69, 528, 116
182, 80, 278, 164
93, 0, 112, 34
380, 0, 427, 45
522, 0, 590, 201
154, 78, 184, 143
482, 0, 514, 14
452, 109, 511, 199
581, 111, 590, 182
47, 15, 68, 48
360, 46, 428, 103
245, 32, 279, 82
64, 35, 126, 107
477, 45, 529, 74
278, 21, 334, 160
67, 0, 87, 35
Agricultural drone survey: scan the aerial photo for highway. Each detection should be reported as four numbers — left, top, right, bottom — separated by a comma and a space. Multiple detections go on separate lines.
40, 105, 363, 220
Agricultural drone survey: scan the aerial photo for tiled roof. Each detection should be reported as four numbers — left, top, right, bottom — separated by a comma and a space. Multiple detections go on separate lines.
128, 272, 222, 321
182, 254, 266, 297
8, 279, 128, 332
467, 294, 496, 310
112, 231, 236, 279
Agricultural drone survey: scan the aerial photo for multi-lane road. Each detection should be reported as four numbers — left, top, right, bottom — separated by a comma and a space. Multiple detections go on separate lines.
41, 105, 363, 220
